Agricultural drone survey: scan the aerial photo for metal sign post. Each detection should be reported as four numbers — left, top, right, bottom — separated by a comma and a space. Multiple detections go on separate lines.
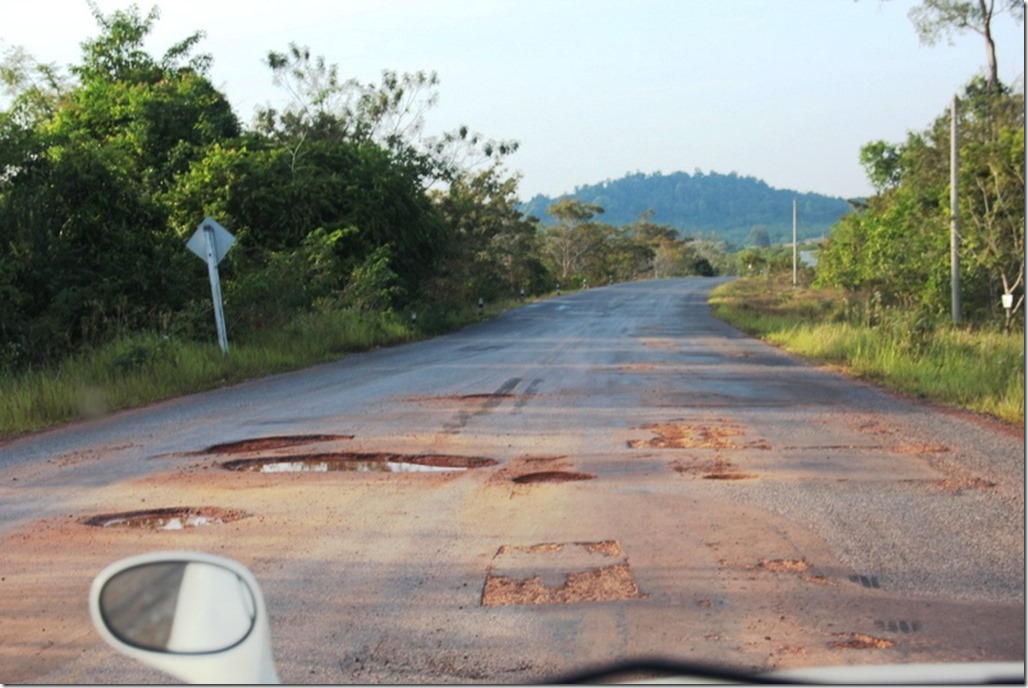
187, 217, 235, 354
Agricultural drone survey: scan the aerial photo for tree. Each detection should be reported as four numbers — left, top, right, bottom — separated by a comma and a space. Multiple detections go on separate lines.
908, 0, 1025, 91
859, 140, 904, 192
0, 3, 235, 362
818, 78, 1024, 326
955, 79, 1025, 324
542, 199, 608, 284
747, 225, 771, 248
430, 164, 544, 301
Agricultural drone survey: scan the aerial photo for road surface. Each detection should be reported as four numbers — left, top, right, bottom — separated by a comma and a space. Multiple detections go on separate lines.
0, 278, 1023, 683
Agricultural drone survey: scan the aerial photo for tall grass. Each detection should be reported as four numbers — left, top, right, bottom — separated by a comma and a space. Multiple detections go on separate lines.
710, 278, 1024, 424
0, 301, 516, 437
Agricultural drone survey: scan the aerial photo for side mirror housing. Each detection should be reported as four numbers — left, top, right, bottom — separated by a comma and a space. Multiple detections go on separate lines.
90, 551, 279, 684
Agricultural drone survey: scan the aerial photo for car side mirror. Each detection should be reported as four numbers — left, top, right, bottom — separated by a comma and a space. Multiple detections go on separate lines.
90, 551, 279, 684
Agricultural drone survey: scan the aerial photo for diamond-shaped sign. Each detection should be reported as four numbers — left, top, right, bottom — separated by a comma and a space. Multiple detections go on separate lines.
186, 217, 235, 264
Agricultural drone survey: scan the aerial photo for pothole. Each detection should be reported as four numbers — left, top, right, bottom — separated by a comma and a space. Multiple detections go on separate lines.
481, 540, 647, 606
629, 422, 770, 450
512, 471, 596, 484
221, 452, 498, 473
81, 507, 249, 530
202, 435, 354, 454
671, 457, 756, 481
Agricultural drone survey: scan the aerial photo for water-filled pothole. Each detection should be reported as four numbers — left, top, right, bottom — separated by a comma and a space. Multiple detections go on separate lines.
221, 452, 498, 473
82, 507, 249, 530
512, 471, 596, 484
203, 435, 354, 454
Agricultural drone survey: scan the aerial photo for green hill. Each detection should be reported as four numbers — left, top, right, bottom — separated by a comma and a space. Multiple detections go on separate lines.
520, 170, 853, 247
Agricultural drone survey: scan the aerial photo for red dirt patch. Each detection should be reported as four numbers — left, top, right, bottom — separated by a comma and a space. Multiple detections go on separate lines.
481, 540, 646, 606
630, 422, 770, 451
759, 559, 811, 574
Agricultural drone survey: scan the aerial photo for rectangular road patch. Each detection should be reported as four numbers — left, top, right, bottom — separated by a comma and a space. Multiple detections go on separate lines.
481, 540, 647, 606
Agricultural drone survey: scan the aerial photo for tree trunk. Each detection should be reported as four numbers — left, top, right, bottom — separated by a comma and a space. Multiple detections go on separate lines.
979, 0, 1000, 90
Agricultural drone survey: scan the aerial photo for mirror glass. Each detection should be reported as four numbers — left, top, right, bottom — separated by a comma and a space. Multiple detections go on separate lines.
100, 560, 256, 654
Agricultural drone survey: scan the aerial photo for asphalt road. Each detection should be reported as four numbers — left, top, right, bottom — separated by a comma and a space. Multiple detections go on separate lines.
0, 278, 1023, 683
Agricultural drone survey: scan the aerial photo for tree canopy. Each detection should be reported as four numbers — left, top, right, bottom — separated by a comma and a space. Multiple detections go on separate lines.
817, 77, 1024, 327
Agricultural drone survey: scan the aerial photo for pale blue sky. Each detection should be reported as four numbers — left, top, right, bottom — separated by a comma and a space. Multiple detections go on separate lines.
3, 0, 1024, 200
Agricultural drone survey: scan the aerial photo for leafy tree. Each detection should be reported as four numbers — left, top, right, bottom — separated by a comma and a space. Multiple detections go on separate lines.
818, 78, 1024, 326
541, 199, 609, 284
859, 140, 904, 192
260, 44, 438, 150
430, 164, 544, 301
908, 0, 1024, 91
955, 79, 1025, 323
0, 3, 235, 362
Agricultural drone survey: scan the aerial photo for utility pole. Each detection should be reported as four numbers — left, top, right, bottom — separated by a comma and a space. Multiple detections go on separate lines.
792, 199, 798, 287
950, 95, 962, 324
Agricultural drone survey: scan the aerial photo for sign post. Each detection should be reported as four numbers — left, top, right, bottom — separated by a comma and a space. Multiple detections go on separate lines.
186, 217, 235, 354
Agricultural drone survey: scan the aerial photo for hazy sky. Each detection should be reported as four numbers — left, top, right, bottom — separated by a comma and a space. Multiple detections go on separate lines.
2, 0, 1024, 200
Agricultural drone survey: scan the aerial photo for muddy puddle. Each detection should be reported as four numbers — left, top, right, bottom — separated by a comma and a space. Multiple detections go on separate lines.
82, 507, 248, 530
221, 452, 497, 473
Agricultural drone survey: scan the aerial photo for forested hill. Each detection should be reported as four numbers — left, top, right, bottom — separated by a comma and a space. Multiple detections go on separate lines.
520, 170, 853, 246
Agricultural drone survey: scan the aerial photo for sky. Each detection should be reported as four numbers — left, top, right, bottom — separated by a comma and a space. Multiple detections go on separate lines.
2, 0, 1024, 200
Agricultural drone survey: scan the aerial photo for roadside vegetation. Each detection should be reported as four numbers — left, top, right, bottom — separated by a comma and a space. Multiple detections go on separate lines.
711, 275, 1024, 425
712, 2, 1025, 427
0, 298, 522, 436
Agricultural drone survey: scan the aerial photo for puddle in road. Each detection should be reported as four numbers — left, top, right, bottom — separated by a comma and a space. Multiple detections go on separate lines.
202, 435, 354, 454
82, 507, 248, 530
221, 452, 498, 473
512, 471, 596, 484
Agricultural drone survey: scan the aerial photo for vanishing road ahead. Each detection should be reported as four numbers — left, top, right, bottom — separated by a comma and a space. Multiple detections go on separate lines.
1, 278, 1023, 683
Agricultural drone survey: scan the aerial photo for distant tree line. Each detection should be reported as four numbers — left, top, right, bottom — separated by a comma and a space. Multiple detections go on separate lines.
520, 170, 853, 248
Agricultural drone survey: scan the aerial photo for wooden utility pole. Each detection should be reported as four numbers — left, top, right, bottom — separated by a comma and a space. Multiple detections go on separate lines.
950, 95, 962, 324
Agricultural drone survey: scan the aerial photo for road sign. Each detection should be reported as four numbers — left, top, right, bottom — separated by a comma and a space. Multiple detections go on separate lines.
187, 217, 235, 264
186, 218, 235, 354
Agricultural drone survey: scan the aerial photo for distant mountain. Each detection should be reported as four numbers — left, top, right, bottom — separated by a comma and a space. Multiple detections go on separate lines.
519, 170, 853, 247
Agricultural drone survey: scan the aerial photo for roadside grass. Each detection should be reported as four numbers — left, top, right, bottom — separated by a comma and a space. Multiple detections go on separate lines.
0, 300, 517, 437
709, 277, 1024, 425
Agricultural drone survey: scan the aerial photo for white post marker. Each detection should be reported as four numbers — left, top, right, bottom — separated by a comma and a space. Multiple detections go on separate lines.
186, 217, 235, 354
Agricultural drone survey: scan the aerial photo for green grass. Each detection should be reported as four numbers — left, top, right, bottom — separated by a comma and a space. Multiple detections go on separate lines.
709, 277, 1024, 425
0, 300, 518, 437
